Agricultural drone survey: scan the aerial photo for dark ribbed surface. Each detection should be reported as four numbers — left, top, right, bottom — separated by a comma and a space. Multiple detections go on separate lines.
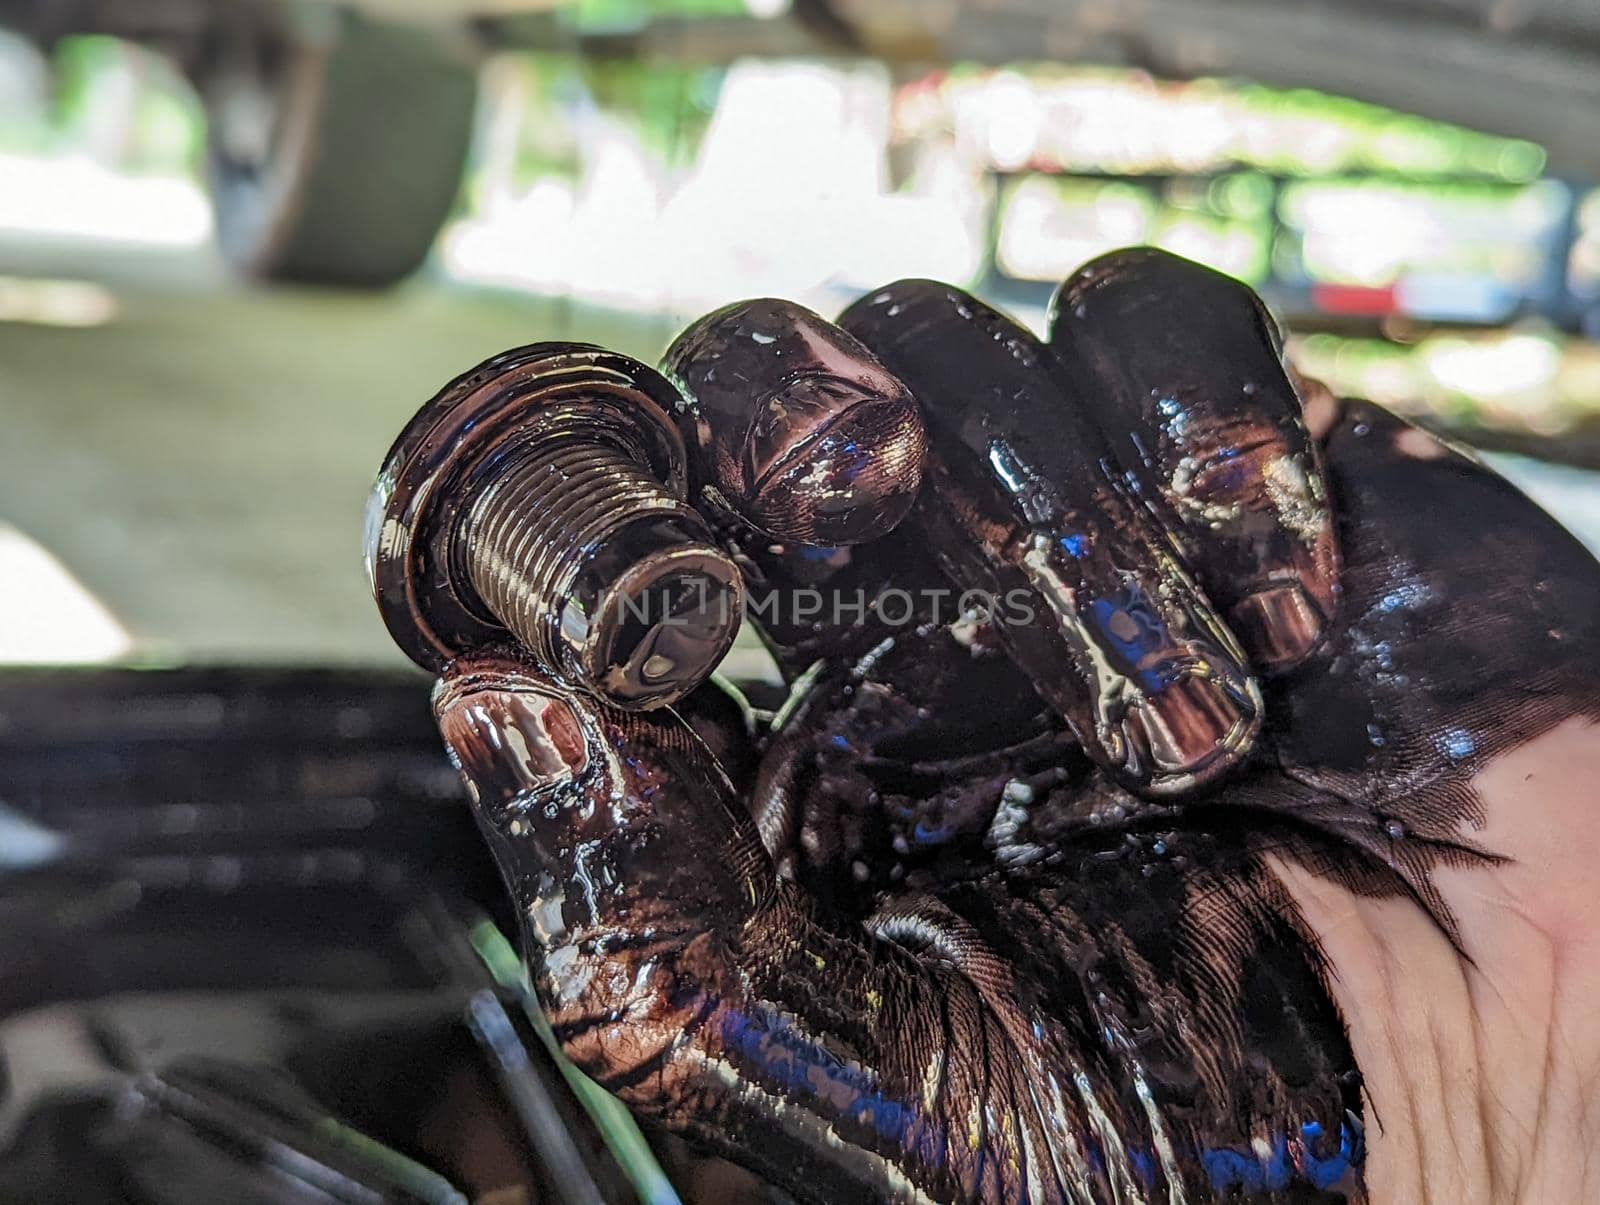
462, 438, 689, 673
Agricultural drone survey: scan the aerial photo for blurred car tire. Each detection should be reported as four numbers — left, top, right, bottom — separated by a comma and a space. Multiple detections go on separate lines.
199, 12, 477, 288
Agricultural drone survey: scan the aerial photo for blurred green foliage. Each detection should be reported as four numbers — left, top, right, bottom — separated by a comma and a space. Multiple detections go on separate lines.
60, 37, 201, 171
923, 64, 1546, 182
581, 57, 722, 164
568, 0, 751, 32
0, 36, 202, 170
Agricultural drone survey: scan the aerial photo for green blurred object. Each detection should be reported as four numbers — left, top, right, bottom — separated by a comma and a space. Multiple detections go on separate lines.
569, 0, 753, 33
50, 36, 205, 173
470, 920, 682, 1205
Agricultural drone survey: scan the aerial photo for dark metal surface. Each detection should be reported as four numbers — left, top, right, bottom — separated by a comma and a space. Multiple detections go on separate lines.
0, 666, 644, 1205
367, 345, 681, 675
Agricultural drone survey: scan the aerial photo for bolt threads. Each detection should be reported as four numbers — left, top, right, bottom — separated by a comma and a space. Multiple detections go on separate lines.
460, 432, 739, 706
465, 435, 685, 666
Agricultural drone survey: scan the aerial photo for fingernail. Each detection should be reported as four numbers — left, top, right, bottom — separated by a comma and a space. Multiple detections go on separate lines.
1121, 670, 1263, 793
434, 671, 589, 802
664, 299, 927, 547
837, 278, 1266, 796
1230, 582, 1329, 671
1072, 580, 1263, 792
749, 392, 926, 545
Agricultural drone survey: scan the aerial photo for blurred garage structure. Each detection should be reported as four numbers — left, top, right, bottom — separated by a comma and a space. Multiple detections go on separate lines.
0, 0, 1598, 669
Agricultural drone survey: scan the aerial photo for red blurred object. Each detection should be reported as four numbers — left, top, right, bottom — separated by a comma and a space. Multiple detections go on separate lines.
1311, 283, 1399, 316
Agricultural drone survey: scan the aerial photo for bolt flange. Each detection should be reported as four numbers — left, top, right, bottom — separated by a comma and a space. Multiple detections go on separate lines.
366, 342, 743, 708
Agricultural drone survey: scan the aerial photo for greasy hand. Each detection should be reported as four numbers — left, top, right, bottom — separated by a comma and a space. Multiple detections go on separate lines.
433, 250, 1600, 1203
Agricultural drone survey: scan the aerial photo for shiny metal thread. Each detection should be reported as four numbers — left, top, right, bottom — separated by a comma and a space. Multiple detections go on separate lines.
461, 437, 695, 678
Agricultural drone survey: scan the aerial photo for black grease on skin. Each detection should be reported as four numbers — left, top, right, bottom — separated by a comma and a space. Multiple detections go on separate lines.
426, 302, 1380, 1199
749, 647, 1079, 915
436, 647, 1364, 1205
839, 280, 1262, 796
662, 298, 1067, 904
416, 268, 1600, 1205
660, 297, 957, 676
1049, 248, 1341, 672
662, 298, 928, 549
1218, 401, 1600, 926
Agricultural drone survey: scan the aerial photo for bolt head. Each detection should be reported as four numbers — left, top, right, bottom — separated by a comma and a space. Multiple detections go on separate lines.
365, 343, 692, 674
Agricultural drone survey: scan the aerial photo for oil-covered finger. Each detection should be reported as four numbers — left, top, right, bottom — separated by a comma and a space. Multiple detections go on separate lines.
661, 298, 928, 547
1265, 400, 1600, 845
839, 280, 1261, 797
434, 646, 771, 951
1049, 247, 1340, 671
432, 649, 1001, 1203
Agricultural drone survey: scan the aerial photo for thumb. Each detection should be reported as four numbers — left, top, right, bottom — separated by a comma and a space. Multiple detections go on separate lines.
431, 647, 971, 1202
433, 646, 770, 974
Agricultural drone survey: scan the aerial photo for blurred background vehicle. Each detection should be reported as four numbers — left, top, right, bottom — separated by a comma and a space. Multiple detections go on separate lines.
1, 2, 1598, 1202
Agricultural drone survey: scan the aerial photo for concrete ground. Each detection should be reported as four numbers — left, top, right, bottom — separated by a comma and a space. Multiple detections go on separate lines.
1, 235, 1596, 674
0, 238, 697, 671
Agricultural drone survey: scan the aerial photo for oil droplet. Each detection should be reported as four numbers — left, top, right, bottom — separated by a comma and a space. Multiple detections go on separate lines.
1002, 779, 1035, 805
1366, 723, 1386, 748
1383, 819, 1406, 840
